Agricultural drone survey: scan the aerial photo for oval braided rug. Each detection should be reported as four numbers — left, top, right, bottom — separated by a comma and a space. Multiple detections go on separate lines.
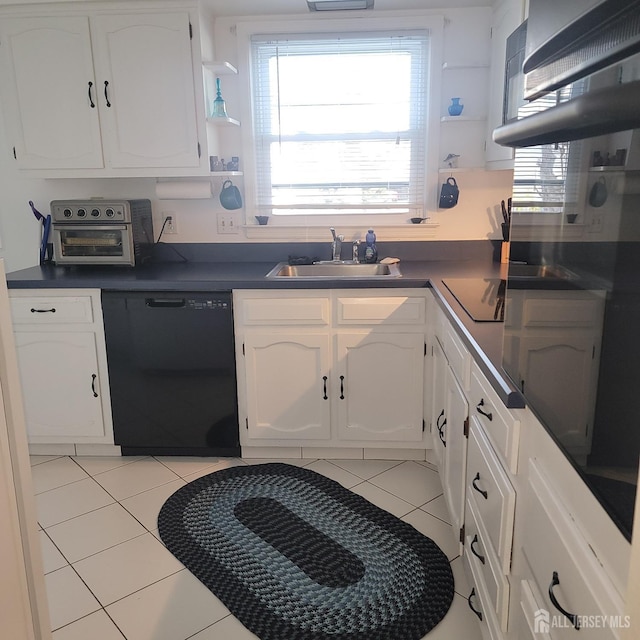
158, 463, 454, 640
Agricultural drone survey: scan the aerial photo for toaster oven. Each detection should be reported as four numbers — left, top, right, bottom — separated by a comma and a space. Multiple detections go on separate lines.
51, 199, 154, 266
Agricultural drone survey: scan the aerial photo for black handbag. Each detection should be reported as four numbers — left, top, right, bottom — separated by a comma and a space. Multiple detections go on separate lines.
220, 180, 243, 210
439, 177, 459, 209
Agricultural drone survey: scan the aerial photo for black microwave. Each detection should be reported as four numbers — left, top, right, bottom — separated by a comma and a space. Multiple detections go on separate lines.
502, 20, 527, 124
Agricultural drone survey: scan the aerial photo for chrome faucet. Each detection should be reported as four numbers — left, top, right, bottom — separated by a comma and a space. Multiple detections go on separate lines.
330, 228, 344, 262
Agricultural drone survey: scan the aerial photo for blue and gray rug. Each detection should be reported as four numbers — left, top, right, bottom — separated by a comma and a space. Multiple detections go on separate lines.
158, 463, 454, 639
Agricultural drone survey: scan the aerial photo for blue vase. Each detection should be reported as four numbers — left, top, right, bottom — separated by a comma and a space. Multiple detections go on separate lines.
448, 97, 464, 116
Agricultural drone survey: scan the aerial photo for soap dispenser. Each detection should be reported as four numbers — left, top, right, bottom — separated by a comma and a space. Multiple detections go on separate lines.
364, 229, 378, 263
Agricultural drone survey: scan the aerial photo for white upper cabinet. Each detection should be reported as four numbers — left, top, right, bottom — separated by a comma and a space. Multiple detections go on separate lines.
0, 9, 204, 174
485, 0, 526, 168
90, 12, 200, 169
0, 17, 104, 169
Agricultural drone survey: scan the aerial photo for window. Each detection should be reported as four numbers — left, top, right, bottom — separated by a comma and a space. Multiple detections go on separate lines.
250, 31, 430, 216
512, 82, 586, 217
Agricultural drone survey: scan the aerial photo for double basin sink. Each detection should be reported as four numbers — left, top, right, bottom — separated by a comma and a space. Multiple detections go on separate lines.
265, 261, 402, 280
265, 260, 574, 282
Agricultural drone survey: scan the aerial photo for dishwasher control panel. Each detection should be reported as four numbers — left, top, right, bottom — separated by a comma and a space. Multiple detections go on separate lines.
186, 298, 230, 310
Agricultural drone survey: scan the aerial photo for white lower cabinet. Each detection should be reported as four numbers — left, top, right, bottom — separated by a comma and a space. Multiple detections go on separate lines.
243, 332, 331, 441
503, 289, 604, 462
428, 298, 470, 548
441, 365, 469, 543
336, 332, 425, 442
234, 290, 428, 449
9, 289, 113, 444
518, 458, 625, 640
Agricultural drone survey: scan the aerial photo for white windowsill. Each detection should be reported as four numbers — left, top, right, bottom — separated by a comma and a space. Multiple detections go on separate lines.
243, 223, 439, 240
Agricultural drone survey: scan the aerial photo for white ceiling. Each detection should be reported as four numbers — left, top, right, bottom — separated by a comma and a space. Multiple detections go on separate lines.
0, 0, 492, 14
201, 0, 491, 16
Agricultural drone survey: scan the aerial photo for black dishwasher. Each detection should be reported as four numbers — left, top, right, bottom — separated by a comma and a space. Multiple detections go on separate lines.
101, 291, 240, 456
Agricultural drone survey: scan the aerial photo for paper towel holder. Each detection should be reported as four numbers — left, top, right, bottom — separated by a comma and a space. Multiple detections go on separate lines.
155, 179, 214, 200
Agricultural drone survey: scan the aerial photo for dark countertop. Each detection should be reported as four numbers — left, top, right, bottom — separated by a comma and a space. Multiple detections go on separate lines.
6, 258, 524, 408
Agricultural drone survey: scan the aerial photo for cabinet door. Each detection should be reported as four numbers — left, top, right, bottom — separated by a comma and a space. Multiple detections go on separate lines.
14, 331, 105, 439
336, 333, 424, 442
442, 366, 469, 544
244, 333, 331, 440
90, 12, 200, 168
0, 17, 104, 169
431, 338, 448, 466
518, 333, 597, 458
485, 0, 524, 166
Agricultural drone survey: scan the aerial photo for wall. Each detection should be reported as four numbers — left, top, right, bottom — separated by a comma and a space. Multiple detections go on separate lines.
0, 5, 512, 274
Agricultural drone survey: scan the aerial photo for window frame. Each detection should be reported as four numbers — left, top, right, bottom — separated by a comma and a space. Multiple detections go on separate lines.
235, 16, 444, 231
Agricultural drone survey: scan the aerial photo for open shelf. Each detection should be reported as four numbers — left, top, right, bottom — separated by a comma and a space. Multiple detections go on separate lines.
202, 60, 238, 75
207, 116, 240, 127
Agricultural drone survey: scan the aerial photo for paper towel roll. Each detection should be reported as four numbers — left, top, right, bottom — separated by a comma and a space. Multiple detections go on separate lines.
155, 180, 213, 199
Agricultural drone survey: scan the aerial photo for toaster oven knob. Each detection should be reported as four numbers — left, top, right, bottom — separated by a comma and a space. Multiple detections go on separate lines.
91, 208, 100, 217
63, 208, 72, 218
105, 208, 115, 218
77, 208, 86, 218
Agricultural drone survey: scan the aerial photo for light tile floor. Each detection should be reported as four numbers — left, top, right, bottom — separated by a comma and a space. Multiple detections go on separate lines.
30, 455, 483, 640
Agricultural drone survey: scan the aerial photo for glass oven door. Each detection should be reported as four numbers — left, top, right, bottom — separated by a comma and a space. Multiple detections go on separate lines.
53, 224, 134, 265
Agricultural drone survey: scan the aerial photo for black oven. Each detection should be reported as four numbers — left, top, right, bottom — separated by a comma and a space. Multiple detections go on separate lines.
494, 0, 640, 540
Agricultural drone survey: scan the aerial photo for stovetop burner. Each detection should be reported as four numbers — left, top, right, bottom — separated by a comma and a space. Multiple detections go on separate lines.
442, 278, 505, 322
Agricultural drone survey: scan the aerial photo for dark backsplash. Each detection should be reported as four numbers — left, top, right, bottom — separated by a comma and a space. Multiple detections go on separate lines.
151, 240, 502, 265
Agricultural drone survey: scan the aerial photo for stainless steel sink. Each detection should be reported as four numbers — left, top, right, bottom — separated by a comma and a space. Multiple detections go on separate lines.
265, 261, 402, 279
508, 264, 576, 280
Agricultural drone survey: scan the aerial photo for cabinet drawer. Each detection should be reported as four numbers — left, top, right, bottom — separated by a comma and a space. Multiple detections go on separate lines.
241, 297, 330, 325
10, 296, 94, 324
522, 460, 624, 640
465, 497, 510, 632
335, 295, 426, 325
523, 296, 602, 329
470, 362, 520, 473
463, 544, 505, 640
444, 322, 470, 389
514, 580, 552, 640
466, 422, 515, 574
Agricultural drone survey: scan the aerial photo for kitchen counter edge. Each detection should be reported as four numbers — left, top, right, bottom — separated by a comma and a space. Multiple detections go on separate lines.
6, 260, 524, 409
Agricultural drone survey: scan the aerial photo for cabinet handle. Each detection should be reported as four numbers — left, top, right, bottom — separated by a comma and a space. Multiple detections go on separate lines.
322, 376, 328, 400
476, 398, 493, 421
436, 408, 445, 429
31, 308, 56, 313
91, 374, 98, 398
88, 81, 95, 108
340, 375, 345, 399
104, 80, 111, 107
470, 534, 485, 565
472, 472, 488, 499
467, 588, 483, 621
438, 417, 447, 447
549, 571, 580, 630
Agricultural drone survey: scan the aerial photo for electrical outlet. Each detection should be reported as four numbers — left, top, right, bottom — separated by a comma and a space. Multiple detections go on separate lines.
588, 213, 603, 233
163, 212, 178, 234
217, 213, 239, 234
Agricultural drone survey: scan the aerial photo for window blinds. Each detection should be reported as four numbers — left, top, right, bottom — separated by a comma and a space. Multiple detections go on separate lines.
512, 82, 586, 215
250, 31, 429, 215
